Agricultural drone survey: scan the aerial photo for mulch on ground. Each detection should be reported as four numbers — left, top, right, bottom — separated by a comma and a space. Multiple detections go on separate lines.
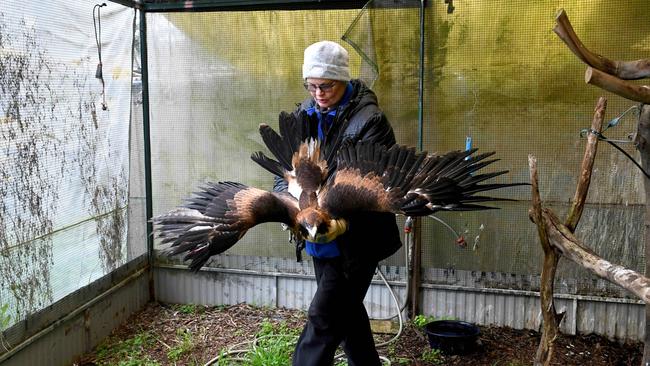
76, 302, 643, 366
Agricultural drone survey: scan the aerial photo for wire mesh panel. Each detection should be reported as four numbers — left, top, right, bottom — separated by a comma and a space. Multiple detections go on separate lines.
148, 0, 649, 301
148, 2, 423, 267
0, 1, 137, 331
422, 0, 649, 297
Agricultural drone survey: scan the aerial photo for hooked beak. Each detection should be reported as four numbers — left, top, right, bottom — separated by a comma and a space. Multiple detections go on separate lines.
306, 225, 317, 239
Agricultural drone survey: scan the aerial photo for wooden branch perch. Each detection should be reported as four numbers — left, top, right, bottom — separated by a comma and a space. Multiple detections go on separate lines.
586, 67, 650, 105
544, 209, 650, 303
530, 155, 561, 366
529, 155, 549, 249
566, 96, 607, 232
554, 9, 650, 80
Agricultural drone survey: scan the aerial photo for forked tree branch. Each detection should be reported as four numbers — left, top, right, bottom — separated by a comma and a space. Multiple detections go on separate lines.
554, 9, 650, 80
532, 98, 606, 366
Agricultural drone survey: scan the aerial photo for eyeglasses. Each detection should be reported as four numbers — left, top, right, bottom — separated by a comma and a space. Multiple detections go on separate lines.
303, 81, 337, 92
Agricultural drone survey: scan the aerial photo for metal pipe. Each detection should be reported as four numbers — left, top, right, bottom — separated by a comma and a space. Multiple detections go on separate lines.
138, 2, 155, 300
417, 0, 425, 151
405, 0, 427, 321
404, 217, 414, 317
143, 0, 367, 13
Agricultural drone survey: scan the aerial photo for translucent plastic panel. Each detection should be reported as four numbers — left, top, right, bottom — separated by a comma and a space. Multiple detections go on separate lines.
147, 0, 650, 298
0, 1, 134, 327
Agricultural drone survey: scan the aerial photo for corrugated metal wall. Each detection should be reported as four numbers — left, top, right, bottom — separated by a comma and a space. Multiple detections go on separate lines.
1, 269, 149, 366
154, 256, 645, 341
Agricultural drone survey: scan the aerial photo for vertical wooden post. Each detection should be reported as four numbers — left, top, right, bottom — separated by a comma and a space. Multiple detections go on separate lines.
636, 105, 650, 366
408, 217, 422, 319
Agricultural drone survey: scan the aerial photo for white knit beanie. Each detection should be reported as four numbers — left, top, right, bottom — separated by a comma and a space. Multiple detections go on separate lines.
302, 41, 351, 82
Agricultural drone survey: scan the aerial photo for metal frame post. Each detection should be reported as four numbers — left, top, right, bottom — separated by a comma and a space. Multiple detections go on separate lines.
137, 1, 155, 299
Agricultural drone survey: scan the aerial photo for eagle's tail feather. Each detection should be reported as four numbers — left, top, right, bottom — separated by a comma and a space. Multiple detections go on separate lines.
153, 207, 240, 271
183, 231, 240, 272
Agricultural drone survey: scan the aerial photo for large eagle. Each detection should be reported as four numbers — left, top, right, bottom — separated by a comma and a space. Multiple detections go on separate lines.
153, 112, 523, 271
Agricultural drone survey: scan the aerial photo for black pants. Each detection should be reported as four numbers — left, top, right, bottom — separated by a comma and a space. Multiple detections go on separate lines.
292, 256, 381, 366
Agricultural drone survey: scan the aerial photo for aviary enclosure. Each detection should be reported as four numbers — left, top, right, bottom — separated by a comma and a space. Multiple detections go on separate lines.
1, 1, 650, 365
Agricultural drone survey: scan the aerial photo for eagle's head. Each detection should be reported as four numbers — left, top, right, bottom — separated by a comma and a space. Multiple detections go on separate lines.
296, 207, 347, 243
297, 207, 329, 239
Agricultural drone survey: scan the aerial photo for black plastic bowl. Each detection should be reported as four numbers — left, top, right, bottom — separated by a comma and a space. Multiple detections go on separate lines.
424, 320, 480, 355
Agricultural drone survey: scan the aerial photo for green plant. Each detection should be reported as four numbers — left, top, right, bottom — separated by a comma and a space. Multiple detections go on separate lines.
421, 348, 444, 365
412, 314, 457, 328
176, 304, 198, 315
213, 319, 299, 365
412, 314, 436, 328
167, 328, 195, 361
394, 357, 412, 365
233, 328, 245, 337
116, 359, 160, 366
209, 350, 233, 366
0, 303, 11, 351
0, 303, 11, 331
94, 330, 160, 366
383, 342, 412, 365
247, 320, 299, 366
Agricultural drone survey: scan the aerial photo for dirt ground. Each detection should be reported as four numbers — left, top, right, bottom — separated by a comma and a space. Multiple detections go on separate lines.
76, 302, 643, 366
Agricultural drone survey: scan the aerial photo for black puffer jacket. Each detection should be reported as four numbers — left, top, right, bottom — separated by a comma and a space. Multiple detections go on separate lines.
274, 79, 402, 264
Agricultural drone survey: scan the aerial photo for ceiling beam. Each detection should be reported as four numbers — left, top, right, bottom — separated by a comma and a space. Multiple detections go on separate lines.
107, 0, 371, 12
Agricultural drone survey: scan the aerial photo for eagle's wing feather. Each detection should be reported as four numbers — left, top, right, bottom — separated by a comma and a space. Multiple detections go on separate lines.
320, 142, 525, 218
153, 181, 299, 271
251, 111, 345, 197
251, 111, 315, 177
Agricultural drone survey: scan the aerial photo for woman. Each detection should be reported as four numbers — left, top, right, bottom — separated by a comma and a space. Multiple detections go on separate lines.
275, 40, 402, 366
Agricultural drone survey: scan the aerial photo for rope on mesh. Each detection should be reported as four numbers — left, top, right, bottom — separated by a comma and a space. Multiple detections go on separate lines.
93, 3, 108, 110
579, 104, 650, 179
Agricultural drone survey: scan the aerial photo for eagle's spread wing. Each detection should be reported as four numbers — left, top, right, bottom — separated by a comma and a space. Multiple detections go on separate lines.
153, 181, 299, 271
251, 111, 345, 200
319, 141, 525, 219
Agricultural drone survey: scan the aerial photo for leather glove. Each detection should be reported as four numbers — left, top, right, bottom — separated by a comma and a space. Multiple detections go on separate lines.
308, 218, 348, 243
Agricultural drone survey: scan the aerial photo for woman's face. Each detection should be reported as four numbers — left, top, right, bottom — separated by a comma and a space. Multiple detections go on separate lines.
304, 78, 346, 110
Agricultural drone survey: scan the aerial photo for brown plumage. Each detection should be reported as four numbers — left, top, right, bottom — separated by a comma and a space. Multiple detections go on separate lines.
153, 111, 525, 271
